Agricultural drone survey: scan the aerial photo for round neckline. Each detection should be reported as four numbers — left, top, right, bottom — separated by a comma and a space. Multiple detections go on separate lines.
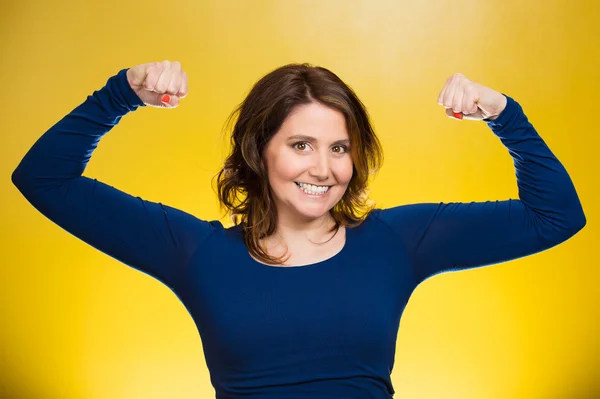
239, 224, 351, 270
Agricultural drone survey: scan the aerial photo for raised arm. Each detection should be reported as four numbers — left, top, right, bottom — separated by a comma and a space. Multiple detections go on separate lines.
374, 73, 586, 287
11, 61, 217, 290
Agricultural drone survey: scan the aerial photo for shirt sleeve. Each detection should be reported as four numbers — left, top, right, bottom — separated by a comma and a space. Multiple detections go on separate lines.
374, 95, 586, 287
11, 68, 218, 291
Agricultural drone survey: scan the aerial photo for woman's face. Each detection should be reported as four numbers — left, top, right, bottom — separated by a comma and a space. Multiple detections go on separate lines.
262, 102, 354, 223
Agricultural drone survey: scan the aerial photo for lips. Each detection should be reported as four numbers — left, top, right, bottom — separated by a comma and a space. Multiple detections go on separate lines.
295, 182, 331, 196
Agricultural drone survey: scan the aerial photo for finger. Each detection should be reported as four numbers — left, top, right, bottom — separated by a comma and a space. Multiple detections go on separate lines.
443, 75, 458, 110
452, 86, 464, 113
437, 75, 453, 105
178, 71, 188, 98
462, 86, 479, 115
128, 63, 150, 88
155, 60, 173, 93
166, 61, 182, 95
143, 62, 163, 92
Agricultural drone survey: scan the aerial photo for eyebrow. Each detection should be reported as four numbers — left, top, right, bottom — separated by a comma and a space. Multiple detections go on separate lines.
287, 134, 351, 146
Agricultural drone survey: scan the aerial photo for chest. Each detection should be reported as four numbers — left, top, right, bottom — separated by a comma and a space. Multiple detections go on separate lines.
260, 226, 347, 267
179, 245, 415, 373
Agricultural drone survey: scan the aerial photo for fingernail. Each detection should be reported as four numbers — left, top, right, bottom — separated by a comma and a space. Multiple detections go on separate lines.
453, 112, 463, 120
161, 94, 171, 103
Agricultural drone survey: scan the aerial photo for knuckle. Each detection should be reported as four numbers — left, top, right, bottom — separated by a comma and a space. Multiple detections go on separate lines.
155, 83, 168, 93
146, 63, 161, 80
143, 76, 155, 90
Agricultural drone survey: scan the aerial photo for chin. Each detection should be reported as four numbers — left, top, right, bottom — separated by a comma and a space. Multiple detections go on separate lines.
289, 197, 340, 221
293, 206, 332, 221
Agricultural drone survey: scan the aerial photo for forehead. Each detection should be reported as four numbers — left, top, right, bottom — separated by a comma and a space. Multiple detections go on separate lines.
278, 102, 349, 139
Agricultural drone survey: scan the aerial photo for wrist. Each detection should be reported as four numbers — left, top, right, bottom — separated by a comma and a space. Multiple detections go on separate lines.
485, 94, 508, 121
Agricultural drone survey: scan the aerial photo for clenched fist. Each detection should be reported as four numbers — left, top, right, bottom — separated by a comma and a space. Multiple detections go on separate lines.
437, 73, 507, 121
126, 60, 188, 108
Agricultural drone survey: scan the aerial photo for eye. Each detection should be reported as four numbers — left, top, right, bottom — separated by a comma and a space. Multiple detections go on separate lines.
292, 142, 311, 151
331, 145, 348, 154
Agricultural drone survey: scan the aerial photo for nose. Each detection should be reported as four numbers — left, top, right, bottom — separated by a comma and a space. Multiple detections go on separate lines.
308, 152, 329, 181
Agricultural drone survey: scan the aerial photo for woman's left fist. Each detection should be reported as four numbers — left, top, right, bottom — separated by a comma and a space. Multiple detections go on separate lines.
437, 73, 507, 121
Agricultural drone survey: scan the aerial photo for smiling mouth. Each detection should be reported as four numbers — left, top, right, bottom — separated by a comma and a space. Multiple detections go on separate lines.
294, 182, 332, 195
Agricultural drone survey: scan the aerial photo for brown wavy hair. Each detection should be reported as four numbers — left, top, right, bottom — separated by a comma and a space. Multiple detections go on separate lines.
215, 63, 383, 265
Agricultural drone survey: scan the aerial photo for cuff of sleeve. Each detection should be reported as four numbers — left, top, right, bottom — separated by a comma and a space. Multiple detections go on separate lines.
485, 95, 526, 136
105, 68, 146, 113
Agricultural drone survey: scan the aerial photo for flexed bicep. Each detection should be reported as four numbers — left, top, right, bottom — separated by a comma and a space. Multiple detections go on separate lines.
376, 77, 586, 286
11, 61, 215, 289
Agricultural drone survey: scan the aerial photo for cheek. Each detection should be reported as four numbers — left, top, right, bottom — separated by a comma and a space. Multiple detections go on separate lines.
333, 158, 354, 185
269, 153, 305, 182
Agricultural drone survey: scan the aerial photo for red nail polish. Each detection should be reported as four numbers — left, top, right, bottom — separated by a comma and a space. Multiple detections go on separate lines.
161, 94, 171, 103
453, 112, 463, 120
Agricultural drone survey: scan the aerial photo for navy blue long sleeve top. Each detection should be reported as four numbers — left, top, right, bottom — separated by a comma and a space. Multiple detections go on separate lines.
12, 68, 586, 398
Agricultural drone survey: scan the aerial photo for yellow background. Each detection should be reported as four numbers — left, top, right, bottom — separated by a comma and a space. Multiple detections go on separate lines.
1, 1, 598, 398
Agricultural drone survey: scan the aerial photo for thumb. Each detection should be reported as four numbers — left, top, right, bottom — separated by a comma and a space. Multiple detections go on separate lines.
445, 108, 484, 121
158, 93, 180, 108
446, 109, 464, 120
141, 92, 181, 108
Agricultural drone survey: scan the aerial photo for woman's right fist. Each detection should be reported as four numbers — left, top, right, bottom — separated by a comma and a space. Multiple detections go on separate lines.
126, 60, 188, 108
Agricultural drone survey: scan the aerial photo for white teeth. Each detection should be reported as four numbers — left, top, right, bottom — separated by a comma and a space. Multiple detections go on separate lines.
297, 182, 330, 195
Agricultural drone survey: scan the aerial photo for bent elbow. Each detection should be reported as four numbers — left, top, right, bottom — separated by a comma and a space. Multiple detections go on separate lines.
567, 197, 587, 234
535, 203, 586, 245
570, 210, 587, 235
554, 207, 587, 243
12, 162, 38, 201
11, 164, 26, 192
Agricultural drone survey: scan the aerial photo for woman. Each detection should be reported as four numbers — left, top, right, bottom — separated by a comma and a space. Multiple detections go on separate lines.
12, 60, 586, 398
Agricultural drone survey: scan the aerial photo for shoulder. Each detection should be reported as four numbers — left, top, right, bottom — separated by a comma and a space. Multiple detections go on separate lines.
357, 206, 413, 235
365, 203, 445, 235
368, 204, 430, 224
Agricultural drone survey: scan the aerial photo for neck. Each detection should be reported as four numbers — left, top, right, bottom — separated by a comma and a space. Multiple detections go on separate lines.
273, 210, 338, 246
